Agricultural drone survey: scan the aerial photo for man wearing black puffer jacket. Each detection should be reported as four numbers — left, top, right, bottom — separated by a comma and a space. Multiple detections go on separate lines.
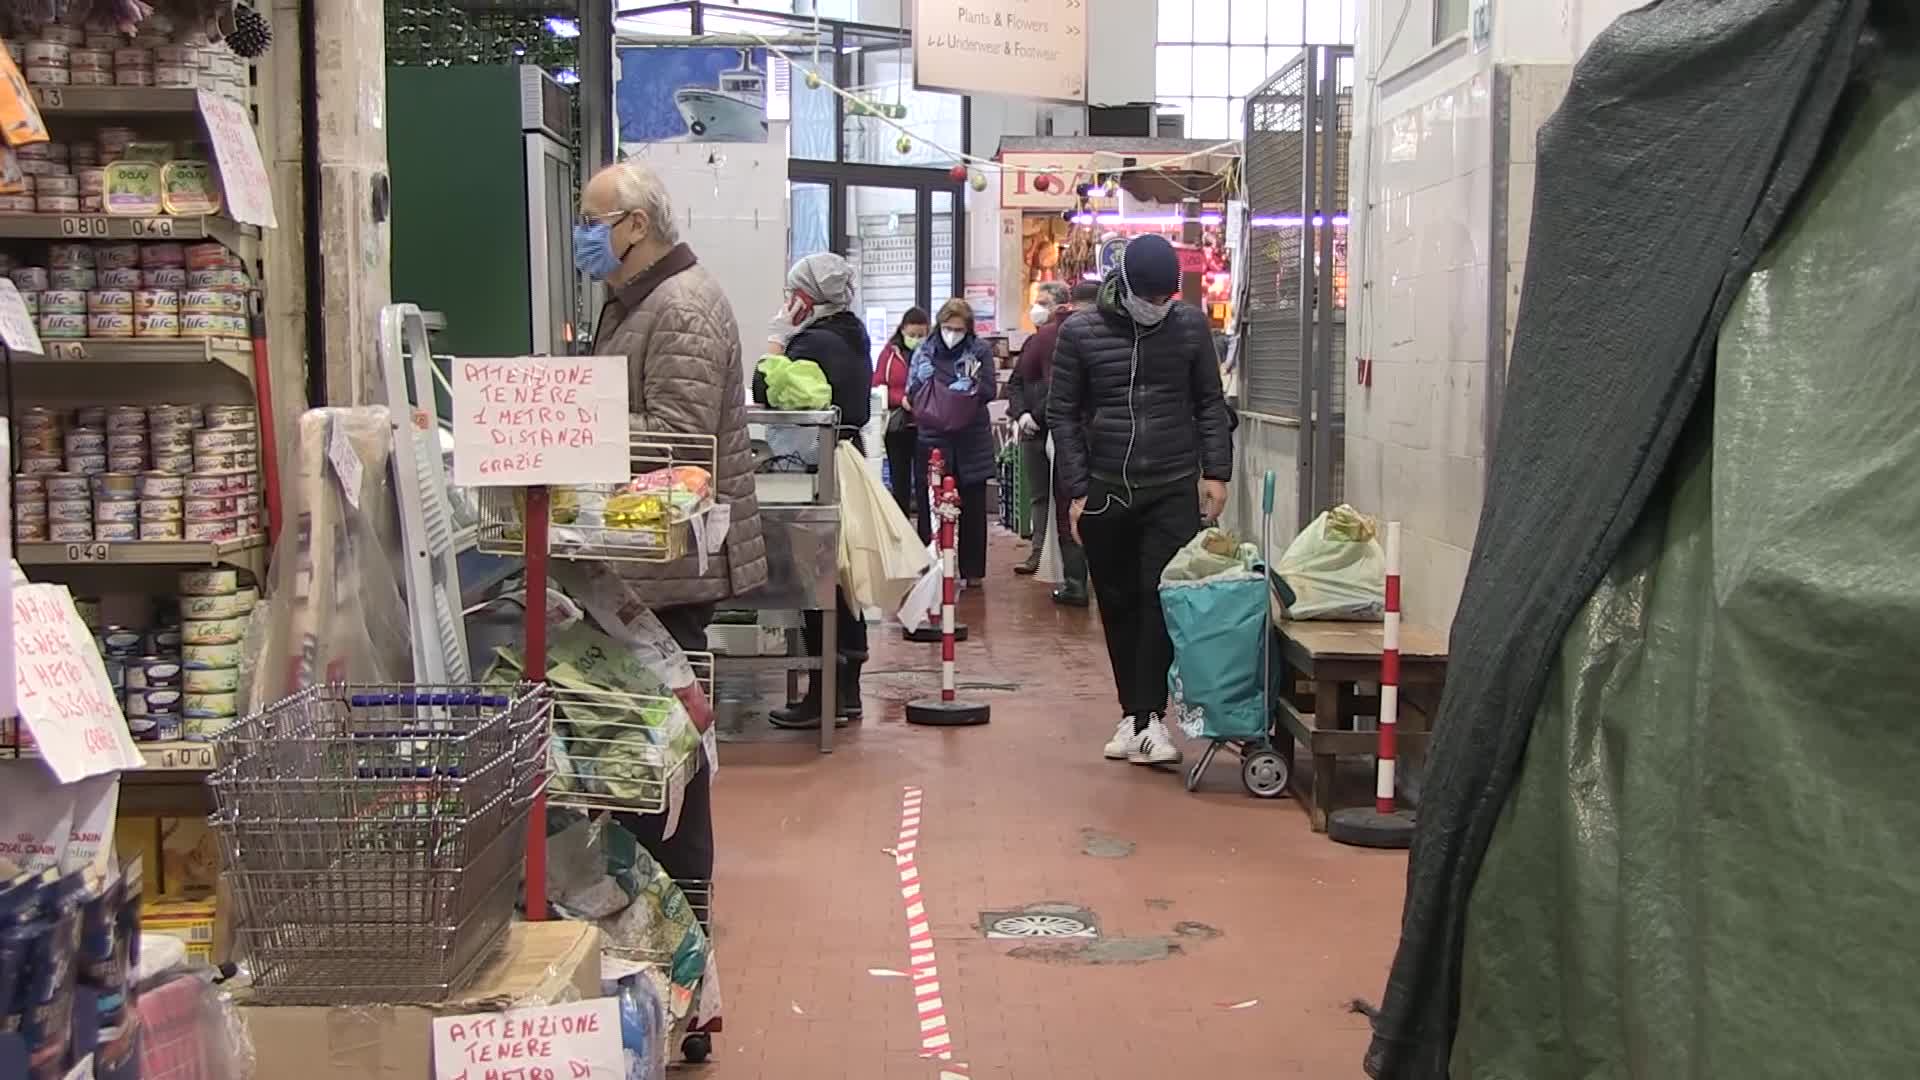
1048, 234, 1233, 767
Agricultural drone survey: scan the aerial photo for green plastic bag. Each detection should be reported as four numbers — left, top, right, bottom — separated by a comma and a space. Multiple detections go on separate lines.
1274, 504, 1384, 621
755, 354, 832, 410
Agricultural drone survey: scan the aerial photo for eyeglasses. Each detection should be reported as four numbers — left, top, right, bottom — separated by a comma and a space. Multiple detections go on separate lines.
577, 209, 631, 228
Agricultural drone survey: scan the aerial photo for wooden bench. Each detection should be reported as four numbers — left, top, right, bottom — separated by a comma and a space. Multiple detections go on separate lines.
1272, 620, 1450, 832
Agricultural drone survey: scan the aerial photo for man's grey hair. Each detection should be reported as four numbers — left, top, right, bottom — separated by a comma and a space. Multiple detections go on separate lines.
1035, 281, 1070, 307
607, 159, 680, 245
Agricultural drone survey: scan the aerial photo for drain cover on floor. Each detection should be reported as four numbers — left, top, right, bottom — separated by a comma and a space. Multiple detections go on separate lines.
982, 910, 1098, 939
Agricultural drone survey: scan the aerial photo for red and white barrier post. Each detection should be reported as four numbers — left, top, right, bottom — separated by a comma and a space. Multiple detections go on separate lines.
904, 448, 968, 643
1376, 521, 1402, 815
907, 475, 989, 727
1329, 519, 1415, 848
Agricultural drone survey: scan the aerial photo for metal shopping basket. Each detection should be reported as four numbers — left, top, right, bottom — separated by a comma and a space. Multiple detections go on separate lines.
208, 683, 550, 1004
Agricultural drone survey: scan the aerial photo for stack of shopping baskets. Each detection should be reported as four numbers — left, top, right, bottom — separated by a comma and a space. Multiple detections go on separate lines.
208, 683, 551, 1004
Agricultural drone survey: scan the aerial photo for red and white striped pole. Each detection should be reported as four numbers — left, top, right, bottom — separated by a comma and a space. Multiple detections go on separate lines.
925, 449, 946, 630
1375, 521, 1402, 814
937, 476, 960, 703
906, 471, 990, 726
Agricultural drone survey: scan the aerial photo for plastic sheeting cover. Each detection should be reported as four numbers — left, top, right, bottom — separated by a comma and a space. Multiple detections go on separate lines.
1368, 1, 1875, 1074
1451, 35, 1920, 1078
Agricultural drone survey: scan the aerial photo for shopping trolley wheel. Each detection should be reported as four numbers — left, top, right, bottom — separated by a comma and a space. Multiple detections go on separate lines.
682, 1032, 712, 1063
1242, 749, 1291, 799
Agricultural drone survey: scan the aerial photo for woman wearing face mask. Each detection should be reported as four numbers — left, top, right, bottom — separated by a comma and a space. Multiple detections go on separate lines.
873, 307, 929, 521
1047, 233, 1233, 768
907, 298, 997, 586
753, 253, 876, 730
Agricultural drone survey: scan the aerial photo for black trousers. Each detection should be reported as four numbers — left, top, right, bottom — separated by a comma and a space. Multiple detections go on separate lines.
914, 454, 989, 581
884, 423, 919, 519
616, 603, 715, 886
1077, 477, 1201, 718
802, 588, 869, 661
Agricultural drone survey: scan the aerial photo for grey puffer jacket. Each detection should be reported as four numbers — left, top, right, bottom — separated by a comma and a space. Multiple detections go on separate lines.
591, 244, 767, 605
1047, 271, 1233, 499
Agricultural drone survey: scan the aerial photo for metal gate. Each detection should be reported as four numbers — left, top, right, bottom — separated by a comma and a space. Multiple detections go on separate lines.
1242, 46, 1353, 528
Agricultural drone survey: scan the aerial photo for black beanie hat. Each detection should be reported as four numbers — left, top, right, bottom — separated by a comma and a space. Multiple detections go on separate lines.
1121, 234, 1181, 298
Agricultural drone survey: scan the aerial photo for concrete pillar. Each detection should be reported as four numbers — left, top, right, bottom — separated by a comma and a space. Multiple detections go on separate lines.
311, 1, 392, 405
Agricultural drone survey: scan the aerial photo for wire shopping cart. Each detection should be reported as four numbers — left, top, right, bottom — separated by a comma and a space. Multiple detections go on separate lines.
208, 683, 550, 1004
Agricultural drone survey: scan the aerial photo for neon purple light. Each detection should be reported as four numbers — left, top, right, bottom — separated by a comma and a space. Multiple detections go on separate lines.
1066, 213, 1350, 228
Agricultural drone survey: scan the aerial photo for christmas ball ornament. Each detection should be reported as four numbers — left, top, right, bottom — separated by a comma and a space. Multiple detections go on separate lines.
805, 70, 822, 89
1033, 174, 1054, 193
896, 134, 913, 154
969, 171, 988, 192
229, 4, 273, 58
949, 164, 968, 182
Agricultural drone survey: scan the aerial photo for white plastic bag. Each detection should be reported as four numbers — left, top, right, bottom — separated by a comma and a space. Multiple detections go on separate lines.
1275, 505, 1387, 621
838, 443, 931, 612
895, 541, 944, 634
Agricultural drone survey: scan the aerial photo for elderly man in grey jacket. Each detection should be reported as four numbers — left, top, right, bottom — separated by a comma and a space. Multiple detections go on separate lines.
574, 158, 766, 891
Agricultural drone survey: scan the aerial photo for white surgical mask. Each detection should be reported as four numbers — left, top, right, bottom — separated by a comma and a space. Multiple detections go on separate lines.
1122, 292, 1174, 327
941, 328, 965, 349
1029, 304, 1051, 326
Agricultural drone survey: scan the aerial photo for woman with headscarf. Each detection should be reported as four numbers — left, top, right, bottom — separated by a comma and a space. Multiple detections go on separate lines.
756, 252, 874, 730
909, 297, 997, 585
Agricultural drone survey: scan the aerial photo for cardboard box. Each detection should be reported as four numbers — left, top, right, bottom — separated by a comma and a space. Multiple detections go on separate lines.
239, 921, 604, 1079
142, 897, 219, 965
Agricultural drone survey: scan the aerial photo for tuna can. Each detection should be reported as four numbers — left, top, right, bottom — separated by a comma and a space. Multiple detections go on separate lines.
148, 626, 183, 653
132, 658, 182, 689
182, 494, 234, 519
137, 519, 183, 541
63, 428, 104, 456
21, 455, 64, 475
47, 498, 92, 524
183, 692, 236, 719
114, 67, 155, 88
45, 245, 91, 269
14, 520, 48, 541
75, 406, 107, 428
181, 617, 245, 645
93, 498, 138, 523
106, 432, 147, 455
70, 46, 109, 70
23, 41, 71, 66
12, 475, 46, 499
9, 267, 50, 291
152, 452, 193, 473
103, 659, 125, 691
192, 427, 253, 454
178, 568, 238, 596
143, 267, 187, 290
182, 516, 242, 542
36, 174, 78, 198
233, 586, 259, 612
94, 521, 136, 541
138, 472, 185, 498
48, 522, 92, 541
147, 404, 194, 426
35, 195, 80, 214
69, 71, 112, 88
124, 713, 157, 741
95, 243, 140, 270
100, 627, 144, 658
203, 405, 256, 427
138, 497, 182, 522
91, 472, 137, 500
39, 289, 86, 314
105, 407, 147, 434
86, 288, 132, 313
89, 312, 134, 338
179, 592, 245, 620
178, 313, 217, 339
45, 473, 89, 500
48, 267, 96, 290
65, 453, 106, 475
149, 424, 194, 453
126, 686, 181, 717
183, 243, 227, 270
14, 493, 46, 518
182, 642, 241, 668
18, 429, 59, 455
107, 453, 146, 474
96, 265, 139, 289
182, 667, 238, 694
25, 65, 71, 88
37, 312, 86, 339
133, 289, 178, 314
187, 268, 250, 291
0, 193, 36, 213
150, 712, 184, 741
134, 311, 181, 337
194, 450, 256, 472
18, 407, 59, 433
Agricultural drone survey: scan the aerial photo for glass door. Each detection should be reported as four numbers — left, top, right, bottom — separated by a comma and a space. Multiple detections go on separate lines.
845, 185, 919, 361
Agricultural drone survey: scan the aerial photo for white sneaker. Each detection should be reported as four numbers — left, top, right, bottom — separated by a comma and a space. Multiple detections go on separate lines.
1103, 716, 1144, 760
1128, 715, 1183, 766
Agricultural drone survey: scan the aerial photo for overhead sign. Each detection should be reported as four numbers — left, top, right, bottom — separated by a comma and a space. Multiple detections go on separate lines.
999, 151, 1189, 210
431, 997, 623, 1080
453, 355, 630, 487
914, 0, 1087, 103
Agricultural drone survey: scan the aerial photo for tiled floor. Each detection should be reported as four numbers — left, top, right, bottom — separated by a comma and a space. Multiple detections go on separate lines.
704, 533, 1404, 1079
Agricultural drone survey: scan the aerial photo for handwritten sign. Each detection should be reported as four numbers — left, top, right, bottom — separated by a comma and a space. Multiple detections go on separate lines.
452, 355, 628, 487
431, 997, 623, 1080
196, 91, 277, 227
13, 584, 144, 782
0, 279, 44, 356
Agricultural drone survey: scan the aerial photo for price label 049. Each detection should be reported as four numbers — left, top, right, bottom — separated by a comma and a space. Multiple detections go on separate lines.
62, 543, 110, 562
129, 217, 174, 238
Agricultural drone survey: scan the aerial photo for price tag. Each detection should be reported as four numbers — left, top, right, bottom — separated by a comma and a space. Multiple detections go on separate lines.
35, 87, 63, 110
0, 280, 45, 356
12, 584, 144, 782
129, 217, 174, 238
49, 341, 86, 361
155, 745, 214, 770
63, 543, 110, 563
58, 216, 110, 238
